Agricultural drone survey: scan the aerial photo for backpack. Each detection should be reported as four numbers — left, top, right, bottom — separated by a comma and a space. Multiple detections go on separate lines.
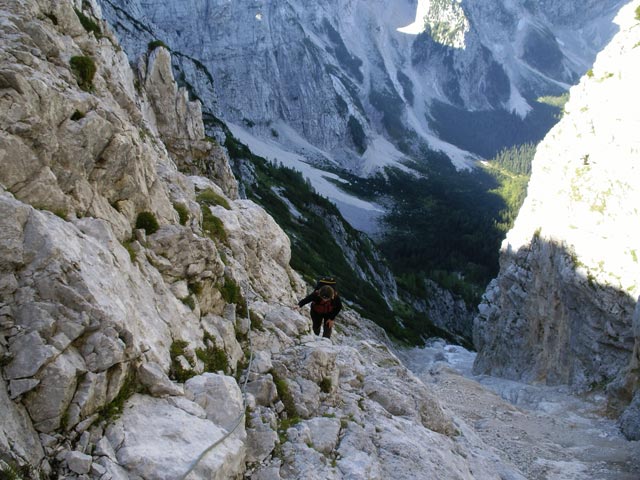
311, 300, 335, 314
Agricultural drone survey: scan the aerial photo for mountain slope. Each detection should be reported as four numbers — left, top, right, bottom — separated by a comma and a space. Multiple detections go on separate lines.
99, 0, 623, 174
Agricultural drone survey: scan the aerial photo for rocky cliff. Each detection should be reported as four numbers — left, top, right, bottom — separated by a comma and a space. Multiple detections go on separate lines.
473, 0, 640, 440
0, 1, 533, 478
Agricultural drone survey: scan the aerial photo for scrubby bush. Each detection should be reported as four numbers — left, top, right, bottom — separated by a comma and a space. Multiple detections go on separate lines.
219, 276, 247, 317
169, 340, 196, 383
69, 56, 96, 91
196, 333, 229, 374
319, 377, 332, 393
135, 211, 159, 235
270, 369, 298, 421
636, 5, 640, 21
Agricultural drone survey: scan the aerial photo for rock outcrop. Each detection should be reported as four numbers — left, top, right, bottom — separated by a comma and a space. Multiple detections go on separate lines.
473, 1, 640, 440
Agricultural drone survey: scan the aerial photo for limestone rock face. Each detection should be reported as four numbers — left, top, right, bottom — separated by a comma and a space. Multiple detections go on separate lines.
0, 0, 299, 475
0, 0, 177, 240
473, 2, 640, 439
212, 197, 304, 305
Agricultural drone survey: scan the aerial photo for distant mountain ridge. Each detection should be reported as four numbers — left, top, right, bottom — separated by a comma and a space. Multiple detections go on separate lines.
100, 0, 624, 173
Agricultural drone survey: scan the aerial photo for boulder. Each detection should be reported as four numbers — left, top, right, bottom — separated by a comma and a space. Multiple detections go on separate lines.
305, 417, 341, 454
245, 374, 277, 407
107, 394, 245, 479
66, 450, 92, 474
138, 362, 183, 397
264, 307, 308, 338
184, 373, 245, 432
246, 409, 278, 463
619, 391, 640, 440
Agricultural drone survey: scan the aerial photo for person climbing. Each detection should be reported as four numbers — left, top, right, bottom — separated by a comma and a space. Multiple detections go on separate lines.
297, 283, 342, 339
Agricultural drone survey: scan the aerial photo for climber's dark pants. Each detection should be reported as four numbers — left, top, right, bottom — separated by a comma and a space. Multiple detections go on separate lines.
311, 311, 333, 338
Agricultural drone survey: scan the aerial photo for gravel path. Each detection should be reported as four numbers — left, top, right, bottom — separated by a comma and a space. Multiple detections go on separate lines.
400, 342, 640, 480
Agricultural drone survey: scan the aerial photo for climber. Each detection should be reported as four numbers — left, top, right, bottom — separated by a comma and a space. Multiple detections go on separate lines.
297, 283, 342, 339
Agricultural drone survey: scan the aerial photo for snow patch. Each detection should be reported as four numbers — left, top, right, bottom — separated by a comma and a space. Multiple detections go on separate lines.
272, 187, 303, 220
361, 136, 411, 175
397, 0, 430, 35
507, 83, 532, 118
227, 123, 384, 215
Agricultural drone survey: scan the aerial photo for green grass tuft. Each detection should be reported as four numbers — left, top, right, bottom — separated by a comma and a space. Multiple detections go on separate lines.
97, 371, 137, 424
174, 203, 189, 225
70, 56, 96, 91
219, 277, 247, 317
70, 110, 85, 121
181, 296, 196, 310
45, 13, 58, 25
196, 188, 231, 210
201, 207, 227, 243
123, 238, 137, 263
196, 334, 229, 374
249, 311, 264, 331
74, 8, 101, 37
270, 369, 298, 421
135, 211, 159, 235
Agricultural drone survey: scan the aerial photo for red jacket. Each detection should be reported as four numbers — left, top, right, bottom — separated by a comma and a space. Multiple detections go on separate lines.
298, 291, 342, 319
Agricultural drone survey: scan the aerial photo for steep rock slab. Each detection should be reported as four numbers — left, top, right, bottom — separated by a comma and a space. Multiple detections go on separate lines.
0, 193, 199, 432
212, 197, 304, 305
0, 375, 45, 471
